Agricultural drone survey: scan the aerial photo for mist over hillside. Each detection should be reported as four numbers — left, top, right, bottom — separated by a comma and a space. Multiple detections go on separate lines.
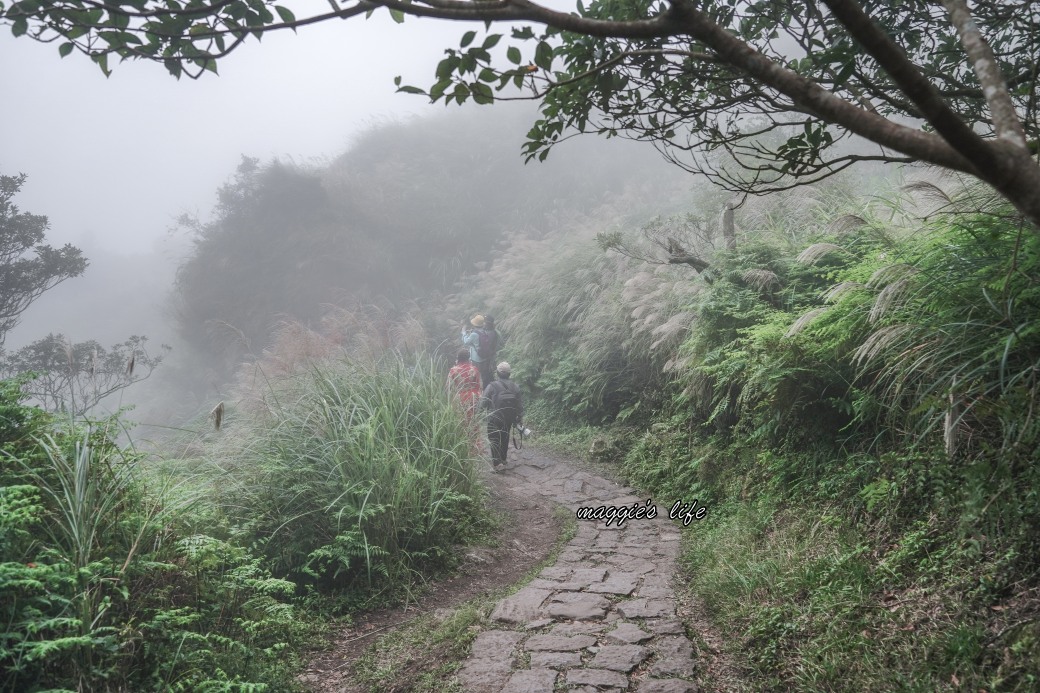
0, 104, 690, 429
3, 237, 185, 352
165, 105, 692, 392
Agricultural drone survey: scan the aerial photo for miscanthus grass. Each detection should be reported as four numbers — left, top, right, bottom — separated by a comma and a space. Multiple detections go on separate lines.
208, 352, 488, 598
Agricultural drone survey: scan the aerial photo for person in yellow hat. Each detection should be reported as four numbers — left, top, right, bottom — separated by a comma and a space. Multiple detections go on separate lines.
461, 314, 485, 372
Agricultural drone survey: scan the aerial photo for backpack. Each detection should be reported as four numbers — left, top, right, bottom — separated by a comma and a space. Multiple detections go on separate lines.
477, 328, 493, 361
492, 381, 521, 425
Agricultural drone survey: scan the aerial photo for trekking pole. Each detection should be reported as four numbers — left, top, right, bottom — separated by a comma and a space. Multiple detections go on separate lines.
512, 423, 523, 450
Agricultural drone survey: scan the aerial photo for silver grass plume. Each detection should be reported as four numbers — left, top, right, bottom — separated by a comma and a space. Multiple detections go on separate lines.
741, 269, 780, 291
868, 278, 914, 324
866, 263, 917, 289
822, 281, 865, 303
854, 324, 914, 367
902, 180, 954, 206
827, 214, 870, 236
785, 308, 826, 337
796, 243, 847, 265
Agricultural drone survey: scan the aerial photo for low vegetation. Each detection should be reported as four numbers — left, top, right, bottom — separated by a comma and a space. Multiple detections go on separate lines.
467, 175, 1040, 691
6, 106, 1038, 691
1, 319, 490, 691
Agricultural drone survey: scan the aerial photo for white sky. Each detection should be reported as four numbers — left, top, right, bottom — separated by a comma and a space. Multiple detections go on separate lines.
1, 10, 488, 255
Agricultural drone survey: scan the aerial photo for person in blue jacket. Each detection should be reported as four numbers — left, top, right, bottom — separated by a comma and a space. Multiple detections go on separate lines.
461, 314, 485, 373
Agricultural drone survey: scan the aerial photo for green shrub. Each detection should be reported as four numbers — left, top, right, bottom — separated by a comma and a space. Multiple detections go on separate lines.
207, 354, 488, 595
0, 380, 311, 692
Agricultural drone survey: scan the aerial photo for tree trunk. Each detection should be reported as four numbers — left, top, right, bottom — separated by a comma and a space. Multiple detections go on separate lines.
722, 201, 736, 250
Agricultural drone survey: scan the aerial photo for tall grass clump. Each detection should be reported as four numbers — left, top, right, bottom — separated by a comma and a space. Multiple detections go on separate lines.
654, 182, 1040, 690
208, 351, 486, 596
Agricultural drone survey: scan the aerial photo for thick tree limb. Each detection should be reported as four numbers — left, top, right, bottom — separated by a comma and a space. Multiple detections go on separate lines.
942, 0, 1029, 149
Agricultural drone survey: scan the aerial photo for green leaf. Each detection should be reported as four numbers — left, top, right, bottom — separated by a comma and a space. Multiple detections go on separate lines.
460, 30, 477, 48
429, 78, 452, 101
389, 9, 405, 24
483, 34, 502, 49
832, 59, 856, 89
163, 58, 182, 78
11, 17, 28, 37
275, 5, 296, 24
12, 0, 44, 12
98, 31, 126, 48
506, 46, 521, 65
452, 82, 471, 104
471, 82, 494, 104
534, 41, 553, 71
92, 52, 110, 77
435, 55, 459, 81
58, 42, 75, 58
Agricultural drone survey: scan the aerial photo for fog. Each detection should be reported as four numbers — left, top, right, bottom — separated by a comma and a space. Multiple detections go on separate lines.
2, 13, 480, 250
0, 13, 512, 353
2, 14, 696, 429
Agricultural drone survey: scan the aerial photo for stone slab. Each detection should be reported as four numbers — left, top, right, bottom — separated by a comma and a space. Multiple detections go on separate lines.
572, 567, 609, 584
590, 645, 650, 673
605, 623, 654, 644
539, 566, 573, 580
645, 619, 685, 635
616, 599, 675, 619
470, 630, 524, 659
635, 680, 698, 693
458, 659, 513, 693
524, 634, 597, 651
566, 668, 630, 689
548, 592, 610, 620
587, 572, 640, 595
529, 650, 582, 669
502, 668, 558, 693
525, 618, 553, 631
491, 587, 552, 624
550, 621, 608, 636
650, 636, 696, 677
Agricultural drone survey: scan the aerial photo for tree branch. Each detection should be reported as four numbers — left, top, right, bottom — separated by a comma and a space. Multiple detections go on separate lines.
372, 0, 677, 37
942, 0, 1029, 149
820, 0, 993, 170
659, 0, 978, 176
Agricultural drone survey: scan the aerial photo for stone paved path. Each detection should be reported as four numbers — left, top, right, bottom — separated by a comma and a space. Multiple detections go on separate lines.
459, 446, 699, 693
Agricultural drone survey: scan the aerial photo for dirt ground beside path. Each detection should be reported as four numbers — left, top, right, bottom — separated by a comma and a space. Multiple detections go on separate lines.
301, 454, 566, 693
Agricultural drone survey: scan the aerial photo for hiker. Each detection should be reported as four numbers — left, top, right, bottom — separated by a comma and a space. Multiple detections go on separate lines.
447, 348, 483, 453
480, 361, 523, 470
447, 348, 482, 422
461, 315, 485, 375
478, 314, 503, 386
